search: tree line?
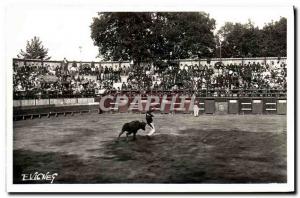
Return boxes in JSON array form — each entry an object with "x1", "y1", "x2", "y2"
[
  {"x1": 90, "y1": 12, "x2": 286, "y2": 65},
  {"x1": 18, "y1": 12, "x2": 287, "y2": 62},
  {"x1": 217, "y1": 18, "x2": 286, "y2": 58}
]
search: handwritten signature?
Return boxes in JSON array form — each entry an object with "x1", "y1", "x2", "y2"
[{"x1": 21, "y1": 172, "x2": 58, "y2": 184}]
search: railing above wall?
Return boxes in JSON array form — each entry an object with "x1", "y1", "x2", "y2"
[
  {"x1": 178, "y1": 57, "x2": 287, "y2": 62},
  {"x1": 12, "y1": 58, "x2": 129, "y2": 64},
  {"x1": 13, "y1": 57, "x2": 287, "y2": 68},
  {"x1": 13, "y1": 89, "x2": 287, "y2": 100}
]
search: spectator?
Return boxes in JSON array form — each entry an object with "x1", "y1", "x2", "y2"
[
  {"x1": 13, "y1": 59, "x2": 287, "y2": 99},
  {"x1": 121, "y1": 82, "x2": 127, "y2": 90}
]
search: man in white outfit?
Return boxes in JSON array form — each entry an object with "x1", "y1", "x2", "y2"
[
  {"x1": 193, "y1": 100, "x2": 199, "y2": 117},
  {"x1": 146, "y1": 108, "x2": 155, "y2": 138}
]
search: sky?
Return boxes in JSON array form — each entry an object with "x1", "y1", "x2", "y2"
[{"x1": 5, "y1": 5, "x2": 291, "y2": 61}]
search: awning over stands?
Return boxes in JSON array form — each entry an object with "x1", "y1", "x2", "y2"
[{"x1": 38, "y1": 75, "x2": 58, "y2": 83}]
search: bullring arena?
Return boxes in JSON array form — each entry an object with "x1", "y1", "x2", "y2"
[
  {"x1": 13, "y1": 57, "x2": 287, "y2": 184},
  {"x1": 14, "y1": 113, "x2": 286, "y2": 183}
]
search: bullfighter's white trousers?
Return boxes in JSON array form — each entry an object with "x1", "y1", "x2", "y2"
[
  {"x1": 147, "y1": 123, "x2": 156, "y2": 136},
  {"x1": 193, "y1": 105, "x2": 199, "y2": 117}
]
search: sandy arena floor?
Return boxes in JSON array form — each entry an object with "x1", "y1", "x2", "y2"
[{"x1": 13, "y1": 113, "x2": 287, "y2": 183}]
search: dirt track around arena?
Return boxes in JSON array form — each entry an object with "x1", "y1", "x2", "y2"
[{"x1": 13, "y1": 113, "x2": 286, "y2": 183}]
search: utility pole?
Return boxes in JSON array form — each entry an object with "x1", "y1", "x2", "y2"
[
  {"x1": 79, "y1": 46, "x2": 82, "y2": 61},
  {"x1": 219, "y1": 41, "x2": 222, "y2": 60},
  {"x1": 218, "y1": 35, "x2": 224, "y2": 62},
  {"x1": 79, "y1": 46, "x2": 82, "y2": 69}
]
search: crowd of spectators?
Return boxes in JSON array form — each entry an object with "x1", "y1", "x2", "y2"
[
  {"x1": 13, "y1": 58, "x2": 287, "y2": 99},
  {"x1": 125, "y1": 60, "x2": 286, "y2": 94}
]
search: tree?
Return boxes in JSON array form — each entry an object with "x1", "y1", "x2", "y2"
[
  {"x1": 260, "y1": 17, "x2": 287, "y2": 57},
  {"x1": 90, "y1": 12, "x2": 216, "y2": 65},
  {"x1": 217, "y1": 20, "x2": 261, "y2": 58},
  {"x1": 17, "y1": 36, "x2": 51, "y2": 60},
  {"x1": 217, "y1": 17, "x2": 287, "y2": 58},
  {"x1": 151, "y1": 12, "x2": 216, "y2": 60},
  {"x1": 91, "y1": 12, "x2": 153, "y2": 65}
]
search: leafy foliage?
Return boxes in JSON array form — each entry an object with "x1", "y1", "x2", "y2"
[
  {"x1": 90, "y1": 12, "x2": 216, "y2": 64},
  {"x1": 217, "y1": 17, "x2": 287, "y2": 58},
  {"x1": 91, "y1": 12, "x2": 153, "y2": 64},
  {"x1": 260, "y1": 17, "x2": 287, "y2": 57},
  {"x1": 18, "y1": 36, "x2": 51, "y2": 60}
]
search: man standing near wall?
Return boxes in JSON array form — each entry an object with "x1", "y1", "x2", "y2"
[
  {"x1": 62, "y1": 57, "x2": 69, "y2": 75},
  {"x1": 193, "y1": 100, "x2": 199, "y2": 117},
  {"x1": 146, "y1": 107, "x2": 156, "y2": 139}
]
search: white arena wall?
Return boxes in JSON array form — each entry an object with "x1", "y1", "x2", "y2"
[{"x1": 13, "y1": 98, "x2": 96, "y2": 107}]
